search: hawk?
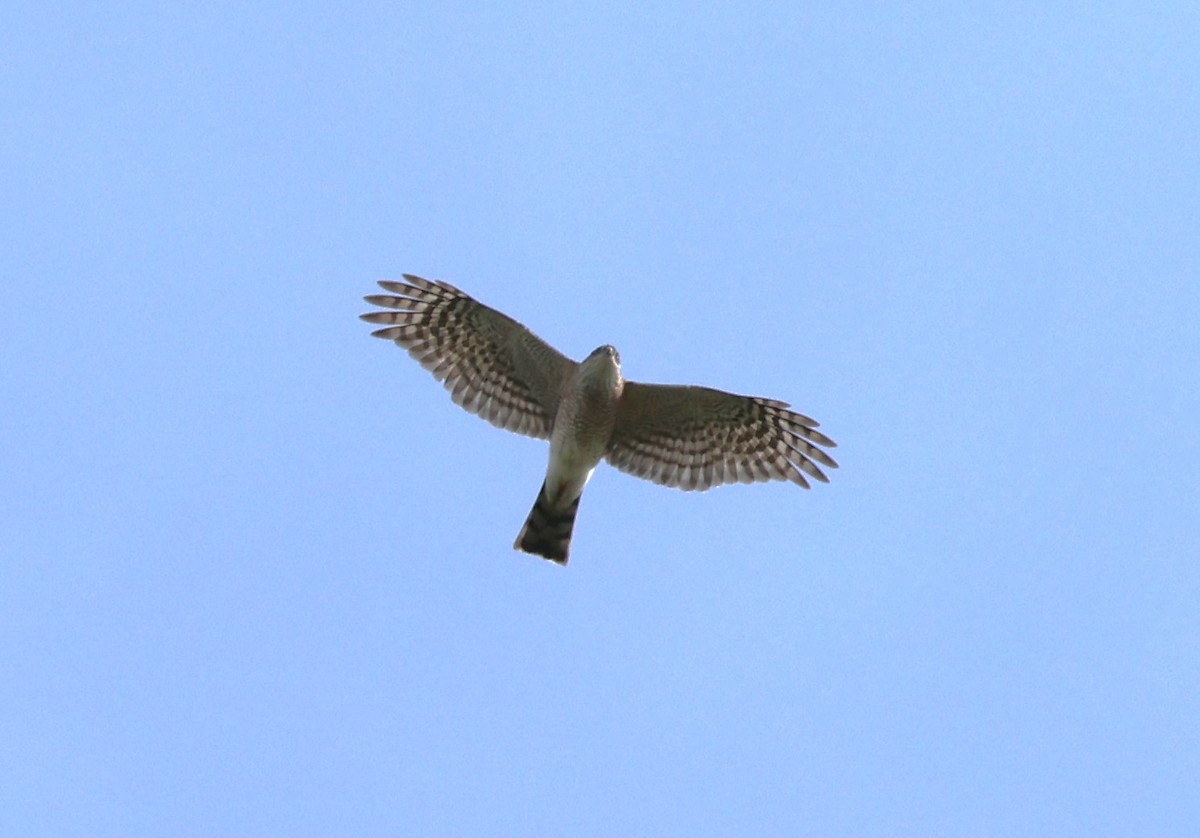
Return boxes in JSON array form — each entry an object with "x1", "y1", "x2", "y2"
[{"x1": 361, "y1": 275, "x2": 838, "y2": 565}]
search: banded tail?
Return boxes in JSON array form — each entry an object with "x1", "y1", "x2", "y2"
[{"x1": 513, "y1": 481, "x2": 581, "y2": 565}]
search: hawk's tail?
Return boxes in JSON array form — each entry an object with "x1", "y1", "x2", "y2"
[{"x1": 513, "y1": 481, "x2": 580, "y2": 565}]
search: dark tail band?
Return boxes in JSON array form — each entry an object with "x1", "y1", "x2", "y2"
[{"x1": 514, "y1": 482, "x2": 581, "y2": 565}]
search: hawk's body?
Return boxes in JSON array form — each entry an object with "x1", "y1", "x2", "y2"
[{"x1": 361, "y1": 275, "x2": 837, "y2": 565}]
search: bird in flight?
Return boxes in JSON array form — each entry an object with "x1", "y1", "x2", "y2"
[{"x1": 361, "y1": 275, "x2": 838, "y2": 565}]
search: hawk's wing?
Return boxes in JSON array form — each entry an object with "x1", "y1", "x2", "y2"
[
  {"x1": 361, "y1": 275, "x2": 577, "y2": 439},
  {"x1": 605, "y1": 382, "x2": 838, "y2": 491}
]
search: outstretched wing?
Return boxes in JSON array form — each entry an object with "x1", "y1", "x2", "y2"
[
  {"x1": 605, "y1": 382, "x2": 838, "y2": 491},
  {"x1": 361, "y1": 275, "x2": 577, "y2": 439}
]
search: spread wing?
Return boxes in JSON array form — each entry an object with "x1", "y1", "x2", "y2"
[
  {"x1": 605, "y1": 382, "x2": 838, "y2": 491},
  {"x1": 360, "y1": 275, "x2": 577, "y2": 439}
]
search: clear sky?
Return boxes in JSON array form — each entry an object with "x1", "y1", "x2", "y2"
[{"x1": 3, "y1": 3, "x2": 1198, "y2": 835}]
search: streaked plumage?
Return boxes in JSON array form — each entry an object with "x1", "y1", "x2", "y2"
[{"x1": 361, "y1": 275, "x2": 837, "y2": 565}]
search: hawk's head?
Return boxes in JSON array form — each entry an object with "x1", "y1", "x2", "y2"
[
  {"x1": 581, "y1": 344, "x2": 623, "y2": 394},
  {"x1": 587, "y1": 344, "x2": 621, "y2": 366}
]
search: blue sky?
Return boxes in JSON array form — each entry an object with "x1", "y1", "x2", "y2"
[{"x1": 3, "y1": 2, "x2": 1198, "y2": 834}]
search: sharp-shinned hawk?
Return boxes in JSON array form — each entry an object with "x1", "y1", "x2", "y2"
[{"x1": 361, "y1": 275, "x2": 838, "y2": 565}]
